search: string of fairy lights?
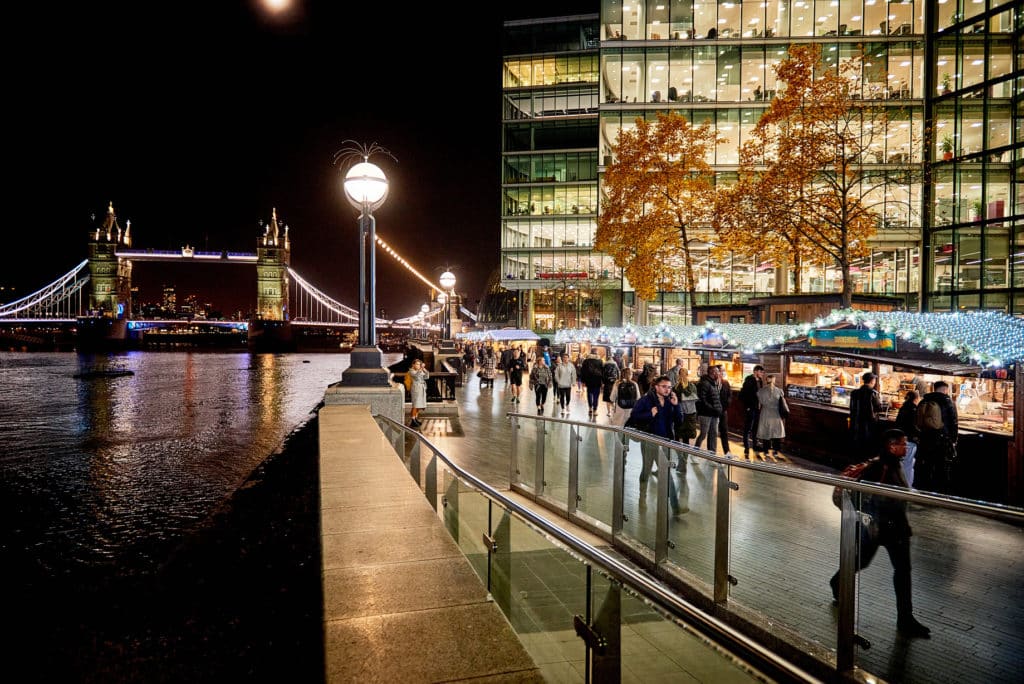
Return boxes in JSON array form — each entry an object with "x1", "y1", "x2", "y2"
[
  {"x1": 554, "y1": 309, "x2": 1024, "y2": 369},
  {"x1": 374, "y1": 234, "x2": 446, "y2": 325}
]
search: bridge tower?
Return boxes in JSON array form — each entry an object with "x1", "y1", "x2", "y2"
[
  {"x1": 87, "y1": 202, "x2": 133, "y2": 317},
  {"x1": 255, "y1": 208, "x2": 290, "y2": 320}
]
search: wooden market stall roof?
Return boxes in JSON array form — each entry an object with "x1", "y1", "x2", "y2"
[
  {"x1": 554, "y1": 309, "x2": 1024, "y2": 370},
  {"x1": 459, "y1": 329, "x2": 540, "y2": 343}
]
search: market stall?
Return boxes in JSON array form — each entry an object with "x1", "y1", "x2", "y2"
[{"x1": 555, "y1": 311, "x2": 1023, "y2": 505}]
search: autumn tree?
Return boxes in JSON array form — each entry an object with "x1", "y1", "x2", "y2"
[
  {"x1": 721, "y1": 44, "x2": 911, "y2": 307},
  {"x1": 597, "y1": 112, "x2": 720, "y2": 324}
]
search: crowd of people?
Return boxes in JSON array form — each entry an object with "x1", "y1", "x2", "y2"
[{"x1": 446, "y1": 342, "x2": 948, "y2": 639}]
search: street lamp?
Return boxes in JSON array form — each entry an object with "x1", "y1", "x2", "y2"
[
  {"x1": 419, "y1": 303, "x2": 430, "y2": 339},
  {"x1": 439, "y1": 270, "x2": 456, "y2": 339},
  {"x1": 339, "y1": 151, "x2": 391, "y2": 386},
  {"x1": 437, "y1": 291, "x2": 449, "y2": 340}
]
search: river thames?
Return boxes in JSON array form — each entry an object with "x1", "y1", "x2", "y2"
[{"x1": 0, "y1": 350, "x2": 401, "y2": 681}]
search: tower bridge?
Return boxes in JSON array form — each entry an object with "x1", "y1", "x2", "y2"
[{"x1": 1, "y1": 202, "x2": 463, "y2": 350}]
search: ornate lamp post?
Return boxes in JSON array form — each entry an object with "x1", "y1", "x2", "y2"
[
  {"x1": 439, "y1": 270, "x2": 456, "y2": 340},
  {"x1": 420, "y1": 303, "x2": 430, "y2": 339},
  {"x1": 437, "y1": 292, "x2": 449, "y2": 340},
  {"x1": 339, "y1": 145, "x2": 391, "y2": 386}
]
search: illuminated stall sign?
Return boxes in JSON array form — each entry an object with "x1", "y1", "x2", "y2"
[
  {"x1": 701, "y1": 330, "x2": 726, "y2": 347},
  {"x1": 809, "y1": 329, "x2": 896, "y2": 351}
]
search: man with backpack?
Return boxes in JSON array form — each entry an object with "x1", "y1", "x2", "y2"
[
  {"x1": 920, "y1": 380, "x2": 959, "y2": 444},
  {"x1": 914, "y1": 396, "x2": 957, "y2": 493},
  {"x1": 611, "y1": 368, "x2": 640, "y2": 423}
]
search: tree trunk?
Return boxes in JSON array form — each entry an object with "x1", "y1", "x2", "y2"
[
  {"x1": 839, "y1": 261, "x2": 853, "y2": 309},
  {"x1": 680, "y1": 224, "x2": 700, "y2": 325},
  {"x1": 792, "y1": 251, "x2": 803, "y2": 293}
]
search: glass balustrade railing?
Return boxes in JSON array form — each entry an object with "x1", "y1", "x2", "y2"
[
  {"x1": 375, "y1": 414, "x2": 814, "y2": 683},
  {"x1": 506, "y1": 412, "x2": 1024, "y2": 683}
]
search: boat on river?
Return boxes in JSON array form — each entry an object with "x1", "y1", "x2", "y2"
[{"x1": 73, "y1": 369, "x2": 136, "y2": 379}]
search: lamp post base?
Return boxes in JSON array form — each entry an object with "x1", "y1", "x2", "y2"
[{"x1": 337, "y1": 345, "x2": 393, "y2": 386}]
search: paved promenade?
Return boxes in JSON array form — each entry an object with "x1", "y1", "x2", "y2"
[
  {"x1": 411, "y1": 368, "x2": 1023, "y2": 684},
  {"x1": 318, "y1": 405, "x2": 542, "y2": 683}
]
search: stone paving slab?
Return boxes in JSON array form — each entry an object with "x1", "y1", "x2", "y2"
[{"x1": 318, "y1": 404, "x2": 541, "y2": 683}]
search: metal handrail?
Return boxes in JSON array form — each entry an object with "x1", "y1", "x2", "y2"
[
  {"x1": 506, "y1": 411, "x2": 1024, "y2": 524},
  {"x1": 373, "y1": 413, "x2": 821, "y2": 684}
]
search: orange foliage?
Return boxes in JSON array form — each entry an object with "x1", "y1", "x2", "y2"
[
  {"x1": 597, "y1": 113, "x2": 721, "y2": 313},
  {"x1": 725, "y1": 44, "x2": 897, "y2": 305}
]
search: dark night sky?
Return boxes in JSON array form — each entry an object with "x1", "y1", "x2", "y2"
[{"x1": 5, "y1": 0, "x2": 592, "y2": 319}]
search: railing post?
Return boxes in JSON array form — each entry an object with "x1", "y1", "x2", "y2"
[
  {"x1": 612, "y1": 437, "x2": 625, "y2": 537},
  {"x1": 535, "y1": 418, "x2": 546, "y2": 497},
  {"x1": 568, "y1": 425, "x2": 580, "y2": 517},
  {"x1": 836, "y1": 492, "x2": 861, "y2": 672},
  {"x1": 426, "y1": 450, "x2": 438, "y2": 511},
  {"x1": 714, "y1": 463, "x2": 733, "y2": 604},
  {"x1": 509, "y1": 415, "x2": 519, "y2": 486},
  {"x1": 409, "y1": 440, "x2": 421, "y2": 486},
  {"x1": 442, "y1": 468, "x2": 459, "y2": 542},
  {"x1": 654, "y1": 445, "x2": 670, "y2": 564}
]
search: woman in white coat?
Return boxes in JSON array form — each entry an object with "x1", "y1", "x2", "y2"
[
  {"x1": 756, "y1": 374, "x2": 788, "y2": 457},
  {"x1": 408, "y1": 358, "x2": 430, "y2": 428}
]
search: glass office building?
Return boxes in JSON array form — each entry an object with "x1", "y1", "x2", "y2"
[{"x1": 501, "y1": 2, "x2": 1021, "y2": 328}]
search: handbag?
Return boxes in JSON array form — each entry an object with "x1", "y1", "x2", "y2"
[
  {"x1": 477, "y1": 371, "x2": 483, "y2": 378},
  {"x1": 778, "y1": 395, "x2": 790, "y2": 419}
]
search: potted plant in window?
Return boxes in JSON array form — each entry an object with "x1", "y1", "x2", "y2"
[
  {"x1": 940, "y1": 73, "x2": 951, "y2": 95},
  {"x1": 941, "y1": 135, "x2": 954, "y2": 161},
  {"x1": 971, "y1": 199, "x2": 984, "y2": 222}
]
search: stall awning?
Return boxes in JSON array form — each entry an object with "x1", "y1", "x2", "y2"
[
  {"x1": 459, "y1": 329, "x2": 540, "y2": 343},
  {"x1": 553, "y1": 309, "x2": 1024, "y2": 369}
]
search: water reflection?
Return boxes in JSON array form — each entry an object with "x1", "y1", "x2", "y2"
[{"x1": 0, "y1": 351, "x2": 397, "y2": 578}]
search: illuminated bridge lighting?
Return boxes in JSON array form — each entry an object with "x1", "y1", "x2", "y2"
[{"x1": 375, "y1": 234, "x2": 445, "y2": 294}]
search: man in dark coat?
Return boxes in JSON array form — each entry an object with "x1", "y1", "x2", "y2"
[
  {"x1": 739, "y1": 365, "x2": 765, "y2": 456},
  {"x1": 694, "y1": 366, "x2": 724, "y2": 452},
  {"x1": 628, "y1": 375, "x2": 685, "y2": 514},
  {"x1": 500, "y1": 346, "x2": 515, "y2": 384},
  {"x1": 921, "y1": 380, "x2": 959, "y2": 444},
  {"x1": 716, "y1": 366, "x2": 733, "y2": 455},
  {"x1": 849, "y1": 371, "x2": 882, "y2": 452},
  {"x1": 830, "y1": 429, "x2": 931, "y2": 639},
  {"x1": 579, "y1": 352, "x2": 605, "y2": 417}
]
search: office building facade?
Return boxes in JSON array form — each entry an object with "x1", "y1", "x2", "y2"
[{"x1": 501, "y1": 1, "x2": 1021, "y2": 328}]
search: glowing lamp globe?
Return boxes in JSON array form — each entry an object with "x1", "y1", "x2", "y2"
[
  {"x1": 343, "y1": 162, "x2": 389, "y2": 210},
  {"x1": 439, "y1": 271, "x2": 456, "y2": 291},
  {"x1": 420, "y1": 304, "x2": 430, "y2": 315},
  {"x1": 437, "y1": 292, "x2": 448, "y2": 305}
]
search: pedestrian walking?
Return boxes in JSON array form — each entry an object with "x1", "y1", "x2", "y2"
[
  {"x1": 829, "y1": 428, "x2": 932, "y2": 639},
  {"x1": 529, "y1": 357, "x2": 553, "y2": 415}
]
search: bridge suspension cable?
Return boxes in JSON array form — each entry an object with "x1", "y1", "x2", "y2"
[
  {"x1": 0, "y1": 260, "x2": 90, "y2": 319},
  {"x1": 287, "y1": 267, "x2": 362, "y2": 325}
]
